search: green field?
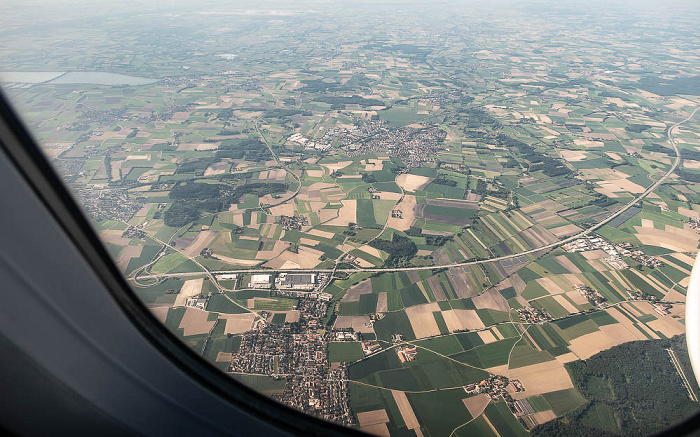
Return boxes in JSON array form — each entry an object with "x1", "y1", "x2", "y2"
[
  {"x1": 541, "y1": 388, "x2": 586, "y2": 416},
  {"x1": 485, "y1": 402, "x2": 528, "y2": 437},
  {"x1": 328, "y1": 342, "x2": 364, "y2": 362},
  {"x1": 407, "y1": 389, "x2": 472, "y2": 437},
  {"x1": 373, "y1": 311, "x2": 416, "y2": 341}
]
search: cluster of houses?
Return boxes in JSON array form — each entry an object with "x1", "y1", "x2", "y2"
[
  {"x1": 121, "y1": 225, "x2": 145, "y2": 239},
  {"x1": 687, "y1": 216, "x2": 700, "y2": 233},
  {"x1": 464, "y1": 375, "x2": 514, "y2": 400},
  {"x1": 278, "y1": 215, "x2": 309, "y2": 231},
  {"x1": 575, "y1": 283, "x2": 607, "y2": 308},
  {"x1": 516, "y1": 306, "x2": 552, "y2": 324}
]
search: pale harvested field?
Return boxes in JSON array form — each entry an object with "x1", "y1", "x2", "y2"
[
  {"x1": 582, "y1": 249, "x2": 608, "y2": 260},
  {"x1": 672, "y1": 252, "x2": 697, "y2": 267},
  {"x1": 116, "y1": 245, "x2": 142, "y2": 273},
  {"x1": 568, "y1": 330, "x2": 618, "y2": 360},
  {"x1": 555, "y1": 353, "x2": 579, "y2": 364},
  {"x1": 451, "y1": 309, "x2": 486, "y2": 331},
  {"x1": 396, "y1": 174, "x2": 433, "y2": 192},
  {"x1": 665, "y1": 289, "x2": 687, "y2": 303},
  {"x1": 177, "y1": 142, "x2": 218, "y2": 151},
  {"x1": 183, "y1": 230, "x2": 216, "y2": 257},
  {"x1": 309, "y1": 200, "x2": 327, "y2": 212},
  {"x1": 472, "y1": 289, "x2": 510, "y2": 312},
  {"x1": 316, "y1": 210, "x2": 338, "y2": 224},
  {"x1": 174, "y1": 278, "x2": 204, "y2": 307},
  {"x1": 647, "y1": 316, "x2": 685, "y2": 337},
  {"x1": 270, "y1": 203, "x2": 296, "y2": 216},
  {"x1": 232, "y1": 212, "x2": 244, "y2": 226},
  {"x1": 532, "y1": 411, "x2": 557, "y2": 425},
  {"x1": 357, "y1": 409, "x2": 390, "y2": 428},
  {"x1": 463, "y1": 394, "x2": 491, "y2": 418},
  {"x1": 150, "y1": 306, "x2": 169, "y2": 323},
  {"x1": 392, "y1": 391, "x2": 420, "y2": 430},
  {"x1": 216, "y1": 352, "x2": 233, "y2": 363},
  {"x1": 363, "y1": 159, "x2": 384, "y2": 172},
  {"x1": 204, "y1": 161, "x2": 229, "y2": 176},
  {"x1": 560, "y1": 150, "x2": 588, "y2": 162},
  {"x1": 256, "y1": 240, "x2": 290, "y2": 260},
  {"x1": 358, "y1": 245, "x2": 383, "y2": 259},
  {"x1": 307, "y1": 228, "x2": 335, "y2": 239},
  {"x1": 99, "y1": 229, "x2": 131, "y2": 246},
  {"x1": 320, "y1": 161, "x2": 352, "y2": 172},
  {"x1": 214, "y1": 255, "x2": 262, "y2": 266},
  {"x1": 553, "y1": 295, "x2": 578, "y2": 313},
  {"x1": 442, "y1": 310, "x2": 465, "y2": 333},
  {"x1": 342, "y1": 279, "x2": 373, "y2": 302},
  {"x1": 325, "y1": 200, "x2": 357, "y2": 226},
  {"x1": 607, "y1": 307, "x2": 651, "y2": 340},
  {"x1": 535, "y1": 278, "x2": 564, "y2": 295},
  {"x1": 499, "y1": 360, "x2": 574, "y2": 399},
  {"x1": 299, "y1": 237, "x2": 319, "y2": 247},
  {"x1": 478, "y1": 330, "x2": 498, "y2": 344},
  {"x1": 221, "y1": 313, "x2": 256, "y2": 334},
  {"x1": 135, "y1": 203, "x2": 152, "y2": 217},
  {"x1": 634, "y1": 226, "x2": 698, "y2": 252},
  {"x1": 334, "y1": 315, "x2": 374, "y2": 333},
  {"x1": 179, "y1": 307, "x2": 215, "y2": 336},
  {"x1": 596, "y1": 179, "x2": 646, "y2": 197},
  {"x1": 360, "y1": 423, "x2": 390, "y2": 437},
  {"x1": 376, "y1": 292, "x2": 388, "y2": 313},
  {"x1": 263, "y1": 246, "x2": 323, "y2": 269},
  {"x1": 405, "y1": 303, "x2": 441, "y2": 339},
  {"x1": 565, "y1": 291, "x2": 589, "y2": 306},
  {"x1": 549, "y1": 224, "x2": 583, "y2": 238},
  {"x1": 678, "y1": 206, "x2": 700, "y2": 218},
  {"x1": 627, "y1": 301, "x2": 653, "y2": 317},
  {"x1": 306, "y1": 169, "x2": 325, "y2": 177},
  {"x1": 376, "y1": 191, "x2": 403, "y2": 201}
]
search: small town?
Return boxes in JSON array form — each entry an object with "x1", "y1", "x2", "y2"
[
  {"x1": 322, "y1": 119, "x2": 446, "y2": 167},
  {"x1": 229, "y1": 295, "x2": 354, "y2": 427}
]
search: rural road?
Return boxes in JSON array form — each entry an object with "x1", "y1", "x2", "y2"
[{"x1": 131, "y1": 106, "x2": 698, "y2": 281}]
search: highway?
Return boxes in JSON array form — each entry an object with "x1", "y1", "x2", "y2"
[{"x1": 129, "y1": 106, "x2": 698, "y2": 281}]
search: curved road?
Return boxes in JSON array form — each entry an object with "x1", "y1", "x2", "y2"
[{"x1": 131, "y1": 106, "x2": 698, "y2": 280}]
